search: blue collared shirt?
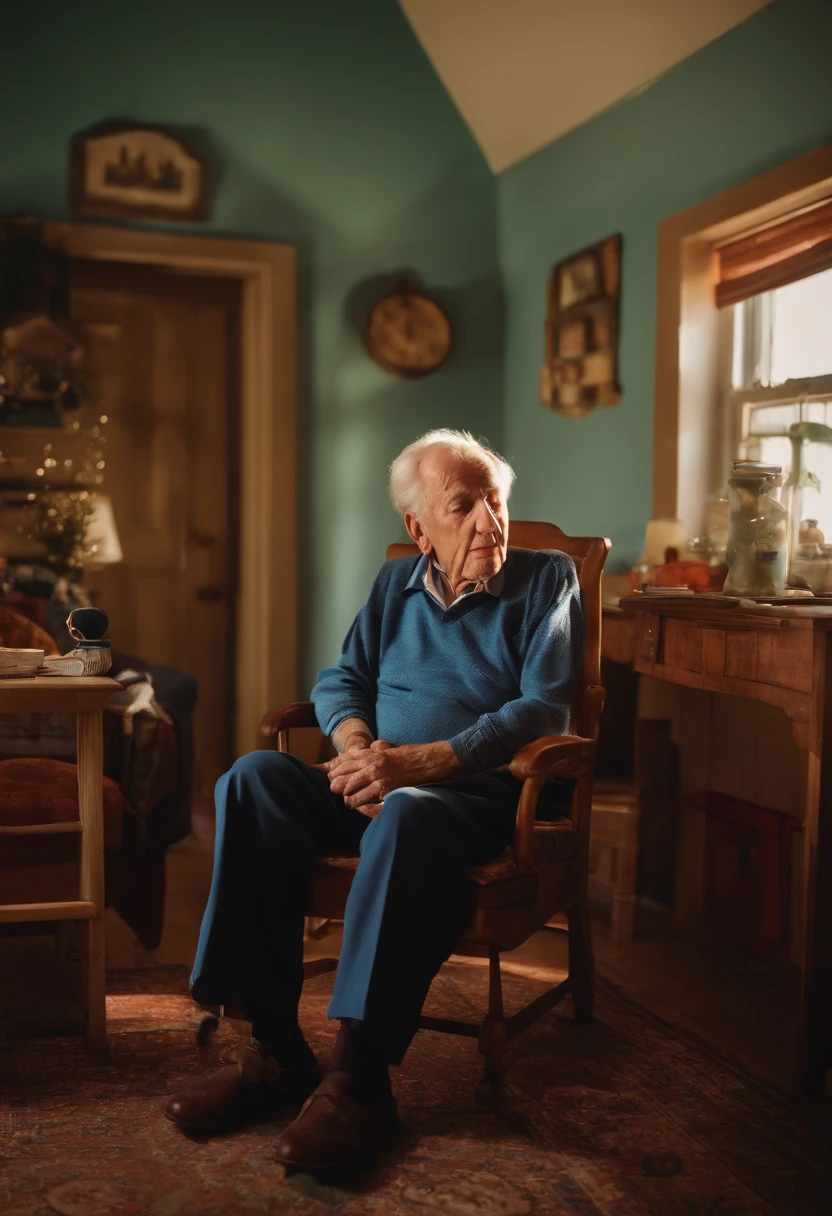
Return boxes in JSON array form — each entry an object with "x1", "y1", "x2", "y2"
[{"x1": 311, "y1": 548, "x2": 584, "y2": 773}]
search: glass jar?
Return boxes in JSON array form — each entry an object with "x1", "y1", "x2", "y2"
[
  {"x1": 703, "y1": 492, "x2": 730, "y2": 563},
  {"x1": 799, "y1": 518, "x2": 825, "y2": 545},
  {"x1": 723, "y1": 462, "x2": 790, "y2": 597},
  {"x1": 791, "y1": 543, "x2": 824, "y2": 593}
]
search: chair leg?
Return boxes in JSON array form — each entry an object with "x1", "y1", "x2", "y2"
[
  {"x1": 476, "y1": 947, "x2": 508, "y2": 1105},
  {"x1": 196, "y1": 1001, "x2": 254, "y2": 1045},
  {"x1": 568, "y1": 898, "x2": 595, "y2": 1023},
  {"x1": 81, "y1": 914, "x2": 107, "y2": 1050},
  {"x1": 196, "y1": 1006, "x2": 222, "y2": 1046}
]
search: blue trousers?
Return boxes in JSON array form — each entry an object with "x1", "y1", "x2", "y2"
[{"x1": 190, "y1": 751, "x2": 524, "y2": 1062}]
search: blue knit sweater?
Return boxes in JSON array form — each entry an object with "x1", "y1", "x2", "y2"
[{"x1": 311, "y1": 548, "x2": 585, "y2": 774}]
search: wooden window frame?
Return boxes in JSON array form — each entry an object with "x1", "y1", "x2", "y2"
[{"x1": 653, "y1": 143, "x2": 832, "y2": 537}]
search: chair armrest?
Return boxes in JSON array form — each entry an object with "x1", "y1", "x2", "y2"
[
  {"x1": 509, "y1": 734, "x2": 597, "y2": 870},
  {"x1": 260, "y1": 701, "x2": 318, "y2": 739},
  {"x1": 509, "y1": 735, "x2": 596, "y2": 781}
]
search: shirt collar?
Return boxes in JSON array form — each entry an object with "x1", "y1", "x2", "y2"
[
  {"x1": 404, "y1": 554, "x2": 430, "y2": 594},
  {"x1": 423, "y1": 555, "x2": 504, "y2": 608}
]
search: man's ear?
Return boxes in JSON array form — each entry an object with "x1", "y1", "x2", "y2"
[{"x1": 404, "y1": 511, "x2": 432, "y2": 557}]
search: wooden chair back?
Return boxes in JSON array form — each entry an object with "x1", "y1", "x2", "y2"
[{"x1": 386, "y1": 521, "x2": 610, "y2": 739}]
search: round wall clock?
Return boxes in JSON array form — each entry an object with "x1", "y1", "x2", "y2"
[{"x1": 365, "y1": 281, "x2": 452, "y2": 379}]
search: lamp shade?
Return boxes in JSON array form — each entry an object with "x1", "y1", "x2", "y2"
[{"x1": 86, "y1": 495, "x2": 123, "y2": 568}]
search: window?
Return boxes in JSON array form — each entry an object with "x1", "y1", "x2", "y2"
[
  {"x1": 726, "y1": 266, "x2": 832, "y2": 539},
  {"x1": 655, "y1": 149, "x2": 832, "y2": 537}
]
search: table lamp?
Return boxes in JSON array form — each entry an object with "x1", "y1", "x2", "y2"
[{"x1": 85, "y1": 495, "x2": 123, "y2": 569}]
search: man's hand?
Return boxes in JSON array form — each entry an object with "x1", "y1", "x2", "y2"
[
  {"x1": 317, "y1": 724, "x2": 389, "y2": 771},
  {"x1": 316, "y1": 725, "x2": 393, "y2": 815},
  {"x1": 317, "y1": 740, "x2": 393, "y2": 816},
  {"x1": 326, "y1": 740, "x2": 462, "y2": 813},
  {"x1": 330, "y1": 717, "x2": 374, "y2": 756}
]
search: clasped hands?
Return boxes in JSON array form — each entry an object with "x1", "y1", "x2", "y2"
[{"x1": 318, "y1": 727, "x2": 461, "y2": 818}]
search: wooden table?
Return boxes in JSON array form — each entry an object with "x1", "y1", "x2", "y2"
[
  {"x1": 621, "y1": 596, "x2": 832, "y2": 1095},
  {"x1": 0, "y1": 676, "x2": 121, "y2": 1048}
]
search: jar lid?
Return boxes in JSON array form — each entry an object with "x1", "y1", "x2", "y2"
[
  {"x1": 729, "y1": 461, "x2": 783, "y2": 488},
  {"x1": 731, "y1": 460, "x2": 782, "y2": 477}
]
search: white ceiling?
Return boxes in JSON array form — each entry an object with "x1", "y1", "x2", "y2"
[{"x1": 399, "y1": 0, "x2": 772, "y2": 173}]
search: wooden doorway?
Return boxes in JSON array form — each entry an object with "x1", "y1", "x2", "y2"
[
  {"x1": 70, "y1": 259, "x2": 241, "y2": 796},
  {"x1": 42, "y1": 222, "x2": 297, "y2": 759}
]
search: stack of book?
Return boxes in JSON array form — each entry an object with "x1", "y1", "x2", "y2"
[
  {"x1": 0, "y1": 647, "x2": 45, "y2": 678},
  {"x1": 38, "y1": 653, "x2": 86, "y2": 676}
]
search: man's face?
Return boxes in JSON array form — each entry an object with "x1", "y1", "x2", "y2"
[{"x1": 404, "y1": 446, "x2": 509, "y2": 595}]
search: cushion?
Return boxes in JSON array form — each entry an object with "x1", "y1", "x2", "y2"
[
  {"x1": 0, "y1": 758, "x2": 124, "y2": 849},
  {"x1": 0, "y1": 607, "x2": 59, "y2": 654}
]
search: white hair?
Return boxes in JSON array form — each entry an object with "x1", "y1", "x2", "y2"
[{"x1": 388, "y1": 428, "x2": 515, "y2": 518}]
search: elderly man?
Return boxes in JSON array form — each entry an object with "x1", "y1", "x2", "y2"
[{"x1": 166, "y1": 429, "x2": 584, "y2": 1176}]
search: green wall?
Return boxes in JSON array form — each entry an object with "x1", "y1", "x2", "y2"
[
  {"x1": 0, "y1": 0, "x2": 500, "y2": 685},
  {"x1": 5, "y1": 0, "x2": 831, "y2": 677},
  {"x1": 498, "y1": 0, "x2": 832, "y2": 571}
]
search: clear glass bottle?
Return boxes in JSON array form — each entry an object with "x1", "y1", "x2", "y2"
[{"x1": 723, "y1": 462, "x2": 790, "y2": 597}]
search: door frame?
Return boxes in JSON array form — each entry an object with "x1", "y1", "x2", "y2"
[{"x1": 45, "y1": 221, "x2": 297, "y2": 758}]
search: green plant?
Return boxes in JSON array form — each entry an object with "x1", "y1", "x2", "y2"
[
  {"x1": 27, "y1": 489, "x2": 96, "y2": 575},
  {"x1": 17, "y1": 392, "x2": 110, "y2": 574}
]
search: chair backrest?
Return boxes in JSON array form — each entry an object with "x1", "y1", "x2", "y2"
[{"x1": 386, "y1": 521, "x2": 611, "y2": 737}]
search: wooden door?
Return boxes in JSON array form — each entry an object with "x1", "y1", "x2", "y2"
[{"x1": 69, "y1": 259, "x2": 241, "y2": 799}]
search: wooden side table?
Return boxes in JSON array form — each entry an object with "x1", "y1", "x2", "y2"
[
  {"x1": 0, "y1": 676, "x2": 121, "y2": 1048},
  {"x1": 622, "y1": 595, "x2": 832, "y2": 1095}
]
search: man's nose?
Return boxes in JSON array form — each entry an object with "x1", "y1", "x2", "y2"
[{"x1": 476, "y1": 496, "x2": 502, "y2": 536}]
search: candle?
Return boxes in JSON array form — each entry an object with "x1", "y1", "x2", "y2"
[{"x1": 641, "y1": 518, "x2": 686, "y2": 567}]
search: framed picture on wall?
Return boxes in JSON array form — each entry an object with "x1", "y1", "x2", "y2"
[
  {"x1": 70, "y1": 125, "x2": 207, "y2": 222},
  {"x1": 557, "y1": 251, "x2": 602, "y2": 310},
  {"x1": 540, "y1": 233, "x2": 622, "y2": 419}
]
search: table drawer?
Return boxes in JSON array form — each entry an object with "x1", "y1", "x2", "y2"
[{"x1": 633, "y1": 611, "x2": 814, "y2": 697}]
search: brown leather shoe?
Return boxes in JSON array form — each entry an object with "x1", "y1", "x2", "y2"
[
  {"x1": 275, "y1": 1072, "x2": 398, "y2": 1178},
  {"x1": 165, "y1": 1044, "x2": 320, "y2": 1131}
]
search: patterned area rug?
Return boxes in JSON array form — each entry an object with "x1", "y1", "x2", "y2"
[{"x1": 1, "y1": 960, "x2": 830, "y2": 1216}]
